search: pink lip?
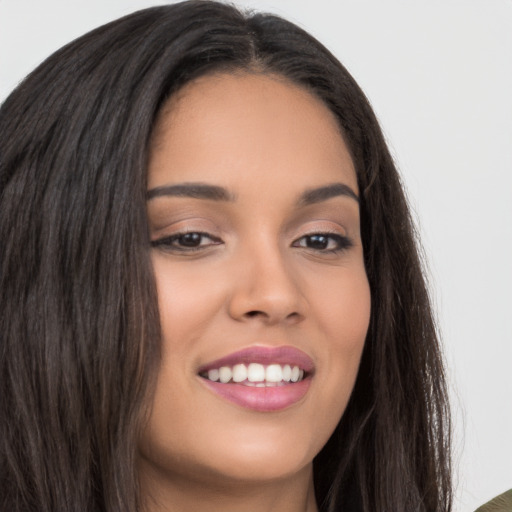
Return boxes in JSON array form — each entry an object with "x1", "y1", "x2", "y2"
[
  {"x1": 198, "y1": 345, "x2": 315, "y2": 374},
  {"x1": 197, "y1": 345, "x2": 314, "y2": 412}
]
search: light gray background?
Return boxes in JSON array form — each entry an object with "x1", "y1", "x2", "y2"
[{"x1": 1, "y1": 1, "x2": 511, "y2": 510}]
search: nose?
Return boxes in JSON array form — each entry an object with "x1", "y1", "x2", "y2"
[{"x1": 227, "y1": 242, "x2": 306, "y2": 326}]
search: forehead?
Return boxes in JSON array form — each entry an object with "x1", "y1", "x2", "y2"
[{"x1": 148, "y1": 72, "x2": 357, "y2": 192}]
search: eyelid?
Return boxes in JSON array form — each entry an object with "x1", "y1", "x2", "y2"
[
  {"x1": 288, "y1": 219, "x2": 349, "y2": 239},
  {"x1": 150, "y1": 212, "x2": 221, "y2": 236},
  {"x1": 147, "y1": 205, "x2": 227, "y2": 233}
]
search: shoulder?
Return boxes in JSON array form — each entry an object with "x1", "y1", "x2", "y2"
[{"x1": 475, "y1": 489, "x2": 512, "y2": 512}]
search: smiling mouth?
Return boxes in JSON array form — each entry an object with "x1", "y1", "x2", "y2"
[{"x1": 197, "y1": 346, "x2": 314, "y2": 411}]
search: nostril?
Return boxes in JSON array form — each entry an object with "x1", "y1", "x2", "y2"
[
  {"x1": 242, "y1": 310, "x2": 302, "y2": 325},
  {"x1": 245, "y1": 310, "x2": 265, "y2": 318}
]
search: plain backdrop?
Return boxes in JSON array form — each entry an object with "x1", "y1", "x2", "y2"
[{"x1": 1, "y1": 1, "x2": 511, "y2": 510}]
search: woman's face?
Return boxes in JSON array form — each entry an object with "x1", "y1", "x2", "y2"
[{"x1": 141, "y1": 72, "x2": 371, "y2": 489}]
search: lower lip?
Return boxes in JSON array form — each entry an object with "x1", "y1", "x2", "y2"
[{"x1": 200, "y1": 378, "x2": 312, "y2": 412}]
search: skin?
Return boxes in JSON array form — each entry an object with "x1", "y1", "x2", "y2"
[{"x1": 140, "y1": 72, "x2": 371, "y2": 512}]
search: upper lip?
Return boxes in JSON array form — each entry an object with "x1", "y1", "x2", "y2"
[{"x1": 198, "y1": 345, "x2": 315, "y2": 374}]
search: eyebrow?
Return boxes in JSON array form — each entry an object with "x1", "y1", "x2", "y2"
[
  {"x1": 146, "y1": 181, "x2": 358, "y2": 205},
  {"x1": 297, "y1": 183, "x2": 359, "y2": 206},
  {"x1": 146, "y1": 183, "x2": 235, "y2": 202}
]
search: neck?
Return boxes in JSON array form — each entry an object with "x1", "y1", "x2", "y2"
[{"x1": 139, "y1": 462, "x2": 318, "y2": 512}]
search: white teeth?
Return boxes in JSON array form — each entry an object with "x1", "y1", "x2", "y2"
[
  {"x1": 247, "y1": 363, "x2": 265, "y2": 382},
  {"x1": 207, "y1": 368, "x2": 220, "y2": 382},
  {"x1": 232, "y1": 363, "x2": 247, "y2": 383},
  {"x1": 265, "y1": 364, "x2": 283, "y2": 382},
  {"x1": 219, "y1": 366, "x2": 232, "y2": 383},
  {"x1": 203, "y1": 363, "x2": 306, "y2": 385}
]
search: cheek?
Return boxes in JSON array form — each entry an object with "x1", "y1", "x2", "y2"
[
  {"x1": 309, "y1": 267, "x2": 371, "y2": 410},
  {"x1": 314, "y1": 266, "x2": 371, "y2": 350},
  {"x1": 152, "y1": 256, "x2": 226, "y2": 348}
]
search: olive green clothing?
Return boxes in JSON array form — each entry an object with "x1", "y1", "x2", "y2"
[{"x1": 475, "y1": 489, "x2": 512, "y2": 512}]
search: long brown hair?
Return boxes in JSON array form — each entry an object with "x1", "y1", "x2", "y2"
[{"x1": 0, "y1": 2, "x2": 451, "y2": 511}]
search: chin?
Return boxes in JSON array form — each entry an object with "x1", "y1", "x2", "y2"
[
  {"x1": 212, "y1": 441, "x2": 313, "y2": 483},
  {"x1": 139, "y1": 416, "x2": 320, "y2": 489}
]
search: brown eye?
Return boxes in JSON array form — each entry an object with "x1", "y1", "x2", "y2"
[
  {"x1": 304, "y1": 234, "x2": 330, "y2": 250},
  {"x1": 177, "y1": 233, "x2": 204, "y2": 247},
  {"x1": 293, "y1": 233, "x2": 353, "y2": 252},
  {"x1": 151, "y1": 232, "x2": 222, "y2": 252}
]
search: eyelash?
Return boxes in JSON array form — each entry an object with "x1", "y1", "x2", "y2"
[
  {"x1": 151, "y1": 231, "x2": 222, "y2": 252},
  {"x1": 151, "y1": 231, "x2": 353, "y2": 254},
  {"x1": 292, "y1": 232, "x2": 353, "y2": 253}
]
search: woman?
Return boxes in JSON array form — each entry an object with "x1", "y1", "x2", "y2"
[{"x1": 0, "y1": 1, "x2": 452, "y2": 511}]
